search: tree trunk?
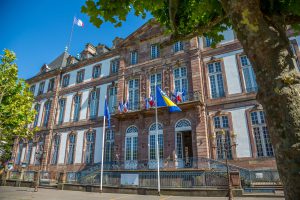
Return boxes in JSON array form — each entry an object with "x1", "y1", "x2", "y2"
[{"x1": 220, "y1": 0, "x2": 300, "y2": 199}]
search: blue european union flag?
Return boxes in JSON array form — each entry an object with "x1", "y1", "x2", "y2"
[{"x1": 104, "y1": 97, "x2": 111, "y2": 128}]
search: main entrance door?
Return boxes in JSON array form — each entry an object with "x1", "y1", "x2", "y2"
[{"x1": 175, "y1": 119, "x2": 193, "y2": 168}]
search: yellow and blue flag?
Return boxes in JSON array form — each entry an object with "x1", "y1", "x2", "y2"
[{"x1": 156, "y1": 86, "x2": 181, "y2": 112}]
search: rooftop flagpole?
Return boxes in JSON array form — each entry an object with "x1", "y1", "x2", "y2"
[
  {"x1": 154, "y1": 82, "x2": 161, "y2": 196},
  {"x1": 66, "y1": 16, "x2": 75, "y2": 52}
]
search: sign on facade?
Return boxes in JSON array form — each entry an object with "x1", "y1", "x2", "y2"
[{"x1": 121, "y1": 173, "x2": 139, "y2": 186}]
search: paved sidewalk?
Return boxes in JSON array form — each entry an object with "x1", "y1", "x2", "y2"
[{"x1": 0, "y1": 186, "x2": 284, "y2": 200}]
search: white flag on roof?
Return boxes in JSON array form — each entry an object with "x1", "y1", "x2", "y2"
[{"x1": 73, "y1": 17, "x2": 84, "y2": 27}]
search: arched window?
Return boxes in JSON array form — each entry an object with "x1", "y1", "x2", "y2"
[
  {"x1": 105, "y1": 130, "x2": 114, "y2": 162},
  {"x1": 51, "y1": 135, "x2": 60, "y2": 165},
  {"x1": 175, "y1": 119, "x2": 191, "y2": 131},
  {"x1": 67, "y1": 133, "x2": 76, "y2": 164},
  {"x1": 85, "y1": 131, "x2": 95, "y2": 164},
  {"x1": 16, "y1": 139, "x2": 24, "y2": 165},
  {"x1": 43, "y1": 100, "x2": 52, "y2": 127},
  {"x1": 25, "y1": 140, "x2": 33, "y2": 164},
  {"x1": 125, "y1": 126, "x2": 138, "y2": 161},
  {"x1": 89, "y1": 90, "x2": 99, "y2": 119},
  {"x1": 149, "y1": 123, "x2": 163, "y2": 161}
]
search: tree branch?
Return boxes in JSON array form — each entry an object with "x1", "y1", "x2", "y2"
[
  {"x1": 285, "y1": 14, "x2": 300, "y2": 25},
  {"x1": 160, "y1": 15, "x2": 227, "y2": 47}
]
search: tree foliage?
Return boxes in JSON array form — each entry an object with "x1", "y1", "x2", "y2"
[
  {"x1": 0, "y1": 49, "x2": 36, "y2": 162},
  {"x1": 82, "y1": 0, "x2": 300, "y2": 44},
  {"x1": 82, "y1": 0, "x2": 300, "y2": 198}
]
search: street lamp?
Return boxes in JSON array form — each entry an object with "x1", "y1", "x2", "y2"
[{"x1": 212, "y1": 129, "x2": 237, "y2": 200}]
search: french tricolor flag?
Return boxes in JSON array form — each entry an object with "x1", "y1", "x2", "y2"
[{"x1": 74, "y1": 17, "x2": 84, "y2": 27}]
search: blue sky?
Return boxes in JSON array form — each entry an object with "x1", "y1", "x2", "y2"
[{"x1": 0, "y1": 0, "x2": 151, "y2": 79}]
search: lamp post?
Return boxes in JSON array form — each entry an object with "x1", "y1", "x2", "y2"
[{"x1": 212, "y1": 130, "x2": 237, "y2": 200}]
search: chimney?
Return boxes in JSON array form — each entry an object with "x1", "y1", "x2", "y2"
[
  {"x1": 112, "y1": 37, "x2": 124, "y2": 49},
  {"x1": 96, "y1": 44, "x2": 111, "y2": 55}
]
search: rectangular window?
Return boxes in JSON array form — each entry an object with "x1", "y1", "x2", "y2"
[
  {"x1": 149, "y1": 134, "x2": 163, "y2": 160},
  {"x1": 174, "y1": 41, "x2": 183, "y2": 52},
  {"x1": 67, "y1": 134, "x2": 76, "y2": 164},
  {"x1": 43, "y1": 101, "x2": 51, "y2": 127},
  {"x1": 109, "y1": 86, "x2": 117, "y2": 113},
  {"x1": 76, "y1": 69, "x2": 85, "y2": 84},
  {"x1": 204, "y1": 36, "x2": 213, "y2": 47},
  {"x1": 62, "y1": 74, "x2": 70, "y2": 88},
  {"x1": 33, "y1": 104, "x2": 40, "y2": 127},
  {"x1": 47, "y1": 78, "x2": 55, "y2": 92},
  {"x1": 38, "y1": 82, "x2": 45, "y2": 95},
  {"x1": 125, "y1": 137, "x2": 132, "y2": 160},
  {"x1": 85, "y1": 132, "x2": 95, "y2": 164},
  {"x1": 89, "y1": 90, "x2": 99, "y2": 119},
  {"x1": 51, "y1": 136, "x2": 60, "y2": 165},
  {"x1": 73, "y1": 95, "x2": 81, "y2": 122},
  {"x1": 150, "y1": 73, "x2": 162, "y2": 98},
  {"x1": 111, "y1": 59, "x2": 119, "y2": 73},
  {"x1": 128, "y1": 79, "x2": 140, "y2": 111},
  {"x1": 214, "y1": 116, "x2": 232, "y2": 160},
  {"x1": 150, "y1": 44, "x2": 160, "y2": 59},
  {"x1": 58, "y1": 99, "x2": 66, "y2": 124},
  {"x1": 240, "y1": 55, "x2": 258, "y2": 92},
  {"x1": 30, "y1": 85, "x2": 36, "y2": 94},
  {"x1": 105, "y1": 130, "x2": 114, "y2": 162},
  {"x1": 208, "y1": 62, "x2": 225, "y2": 98},
  {"x1": 130, "y1": 51, "x2": 138, "y2": 65},
  {"x1": 92, "y1": 65, "x2": 101, "y2": 79},
  {"x1": 174, "y1": 67, "x2": 188, "y2": 95},
  {"x1": 251, "y1": 111, "x2": 274, "y2": 157},
  {"x1": 25, "y1": 141, "x2": 33, "y2": 164}
]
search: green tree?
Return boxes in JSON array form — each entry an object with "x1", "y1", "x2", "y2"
[
  {"x1": 0, "y1": 49, "x2": 36, "y2": 163},
  {"x1": 82, "y1": 0, "x2": 300, "y2": 198}
]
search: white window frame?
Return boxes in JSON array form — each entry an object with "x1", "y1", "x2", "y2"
[
  {"x1": 150, "y1": 73, "x2": 162, "y2": 98},
  {"x1": 173, "y1": 67, "x2": 188, "y2": 93},
  {"x1": 250, "y1": 111, "x2": 274, "y2": 157},
  {"x1": 240, "y1": 55, "x2": 257, "y2": 93},
  {"x1": 128, "y1": 79, "x2": 139, "y2": 111},
  {"x1": 208, "y1": 62, "x2": 225, "y2": 98},
  {"x1": 130, "y1": 51, "x2": 138, "y2": 65},
  {"x1": 150, "y1": 44, "x2": 160, "y2": 59},
  {"x1": 174, "y1": 41, "x2": 183, "y2": 52}
]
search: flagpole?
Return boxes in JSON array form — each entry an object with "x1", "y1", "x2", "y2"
[
  {"x1": 66, "y1": 16, "x2": 75, "y2": 52},
  {"x1": 100, "y1": 115, "x2": 106, "y2": 193},
  {"x1": 154, "y1": 82, "x2": 161, "y2": 196}
]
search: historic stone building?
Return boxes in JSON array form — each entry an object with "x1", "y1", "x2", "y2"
[{"x1": 11, "y1": 20, "x2": 300, "y2": 181}]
